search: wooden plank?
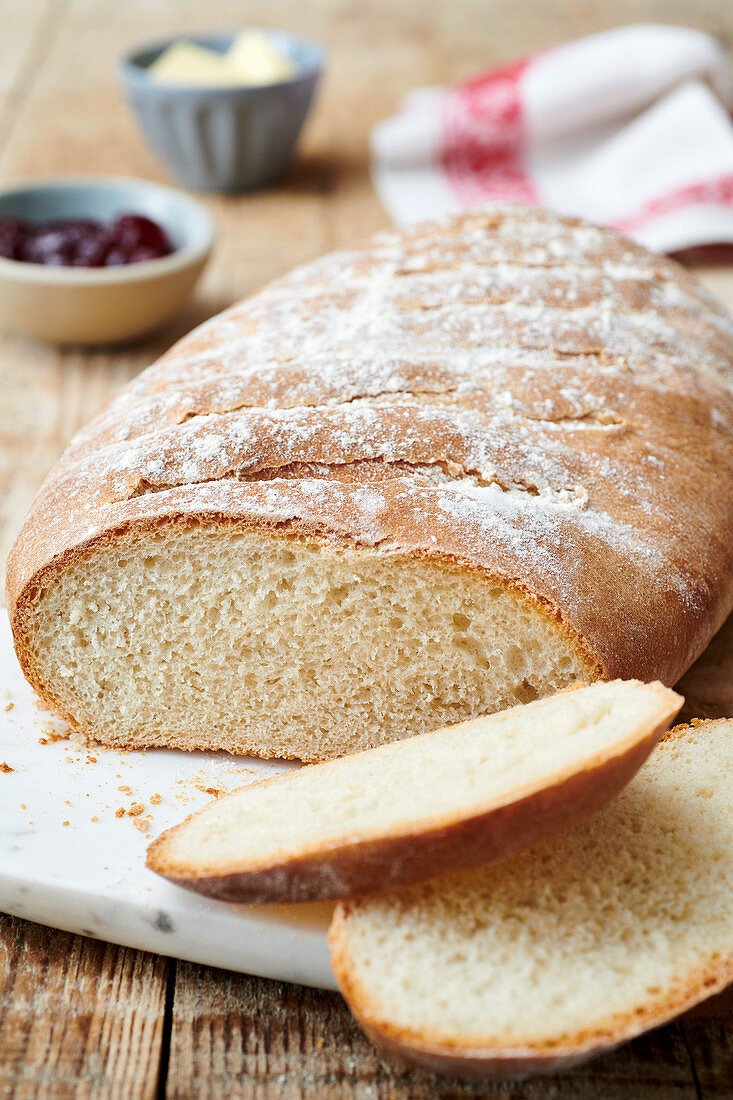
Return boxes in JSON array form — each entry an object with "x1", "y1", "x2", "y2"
[
  {"x1": 0, "y1": 913, "x2": 167, "y2": 1098},
  {"x1": 165, "y1": 965, "x2": 709, "y2": 1100},
  {"x1": 681, "y1": 1012, "x2": 733, "y2": 1099},
  {"x1": 0, "y1": 0, "x2": 58, "y2": 152}
]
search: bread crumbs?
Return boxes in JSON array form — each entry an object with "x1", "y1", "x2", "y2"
[
  {"x1": 4, "y1": 702, "x2": 13, "y2": 712},
  {"x1": 150, "y1": 793, "x2": 162, "y2": 805},
  {"x1": 38, "y1": 725, "x2": 70, "y2": 744},
  {"x1": 0, "y1": 762, "x2": 14, "y2": 773},
  {"x1": 62, "y1": 820, "x2": 70, "y2": 827},
  {"x1": 116, "y1": 803, "x2": 145, "y2": 818},
  {"x1": 133, "y1": 817, "x2": 152, "y2": 832}
]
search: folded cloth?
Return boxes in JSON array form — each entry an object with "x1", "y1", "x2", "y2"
[{"x1": 371, "y1": 24, "x2": 733, "y2": 253}]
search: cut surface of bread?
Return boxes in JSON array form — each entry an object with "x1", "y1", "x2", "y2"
[
  {"x1": 329, "y1": 719, "x2": 733, "y2": 1079},
  {"x1": 147, "y1": 680, "x2": 681, "y2": 903},
  {"x1": 16, "y1": 523, "x2": 590, "y2": 762}
]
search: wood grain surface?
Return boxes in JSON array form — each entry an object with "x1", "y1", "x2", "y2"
[
  {"x1": 0, "y1": 913, "x2": 167, "y2": 1098},
  {"x1": 0, "y1": 0, "x2": 732, "y2": 1096}
]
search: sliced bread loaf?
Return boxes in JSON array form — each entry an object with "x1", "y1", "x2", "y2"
[
  {"x1": 8, "y1": 206, "x2": 733, "y2": 763},
  {"x1": 147, "y1": 680, "x2": 681, "y2": 903},
  {"x1": 329, "y1": 718, "x2": 733, "y2": 1079}
]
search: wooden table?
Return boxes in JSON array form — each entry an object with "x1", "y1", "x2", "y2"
[{"x1": 1, "y1": 1, "x2": 732, "y2": 1095}]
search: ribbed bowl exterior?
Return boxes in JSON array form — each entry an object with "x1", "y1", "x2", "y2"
[{"x1": 121, "y1": 32, "x2": 324, "y2": 192}]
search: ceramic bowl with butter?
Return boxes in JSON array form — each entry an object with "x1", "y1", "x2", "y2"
[
  {"x1": 0, "y1": 177, "x2": 214, "y2": 345},
  {"x1": 121, "y1": 29, "x2": 326, "y2": 192}
]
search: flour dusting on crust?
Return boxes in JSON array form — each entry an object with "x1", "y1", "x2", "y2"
[{"x1": 7, "y1": 205, "x2": 733, "y2": 684}]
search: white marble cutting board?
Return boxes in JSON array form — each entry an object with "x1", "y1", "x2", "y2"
[
  {"x1": 0, "y1": 616, "x2": 335, "y2": 990},
  {"x1": 4, "y1": 597, "x2": 731, "y2": 994}
]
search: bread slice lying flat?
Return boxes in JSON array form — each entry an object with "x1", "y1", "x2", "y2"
[
  {"x1": 329, "y1": 718, "x2": 733, "y2": 1079},
  {"x1": 147, "y1": 680, "x2": 681, "y2": 904}
]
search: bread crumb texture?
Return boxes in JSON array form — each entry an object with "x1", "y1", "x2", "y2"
[{"x1": 23, "y1": 528, "x2": 584, "y2": 761}]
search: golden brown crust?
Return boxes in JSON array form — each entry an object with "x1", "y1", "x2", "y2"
[
  {"x1": 145, "y1": 690, "x2": 679, "y2": 902},
  {"x1": 331, "y1": 961, "x2": 733, "y2": 1079},
  {"x1": 7, "y1": 205, "x2": 733, "y2": 739},
  {"x1": 330, "y1": 898, "x2": 733, "y2": 1079}
]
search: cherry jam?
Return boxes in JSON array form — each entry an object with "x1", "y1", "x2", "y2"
[{"x1": 0, "y1": 213, "x2": 174, "y2": 267}]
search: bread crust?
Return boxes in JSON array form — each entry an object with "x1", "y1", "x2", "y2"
[
  {"x1": 328, "y1": 960, "x2": 733, "y2": 1079},
  {"x1": 7, "y1": 205, "x2": 733, "y2": 744},
  {"x1": 146, "y1": 687, "x2": 679, "y2": 902}
]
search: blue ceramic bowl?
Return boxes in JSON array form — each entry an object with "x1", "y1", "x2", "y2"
[{"x1": 120, "y1": 30, "x2": 326, "y2": 192}]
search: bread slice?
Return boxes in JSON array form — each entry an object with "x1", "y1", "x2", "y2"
[
  {"x1": 329, "y1": 718, "x2": 733, "y2": 1079},
  {"x1": 147, "y1": 680, "x2": 681, "y2": 904}
]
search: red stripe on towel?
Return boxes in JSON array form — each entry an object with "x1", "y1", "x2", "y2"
[
  {"x1": 614, "y1": 174, "x2": 733, "y2": 233},
  {"x1": 441, "y1": 58, "x2": 538, "y2": 206}
]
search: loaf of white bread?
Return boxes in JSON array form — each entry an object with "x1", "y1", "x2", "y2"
[
  {"x1": 7, "y1": 206, "x2": 733, "y2": 760},
  {"x1": 329, "y1": 717, "x2": 733, "y2": 1077},
  {"x1": 147, "y1": 680, "x2": 682, "y2": 903}
]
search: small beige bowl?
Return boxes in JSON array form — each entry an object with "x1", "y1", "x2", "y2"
[{"x1": 0, "y1": 177, "x2": 215, "y2": 345}]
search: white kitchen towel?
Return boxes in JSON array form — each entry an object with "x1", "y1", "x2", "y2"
[{"x1": 371, "y1": 24, "x2": 733, "y2": 252}]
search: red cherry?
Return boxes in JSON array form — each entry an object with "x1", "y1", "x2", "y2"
[
  {"x1": 114, "y1": 214, "x2": 173, "y2": 257},
  {"x1": 0, "y1": 217, "x2": 31, "y2": 260},
  {"x1": 0, "y1": 214, "x2": 175, "y2": 267}
]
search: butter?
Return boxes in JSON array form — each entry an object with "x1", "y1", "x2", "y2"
[
  {"x1": 148, "y1": 30, "x2": 297, "y2": 88},
  {"x1": 227, "y1": 31, "x2": 298, "y2": 85},
  {"x1": 148, "y1": 42, "x2": 245, "y2": 87}
]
